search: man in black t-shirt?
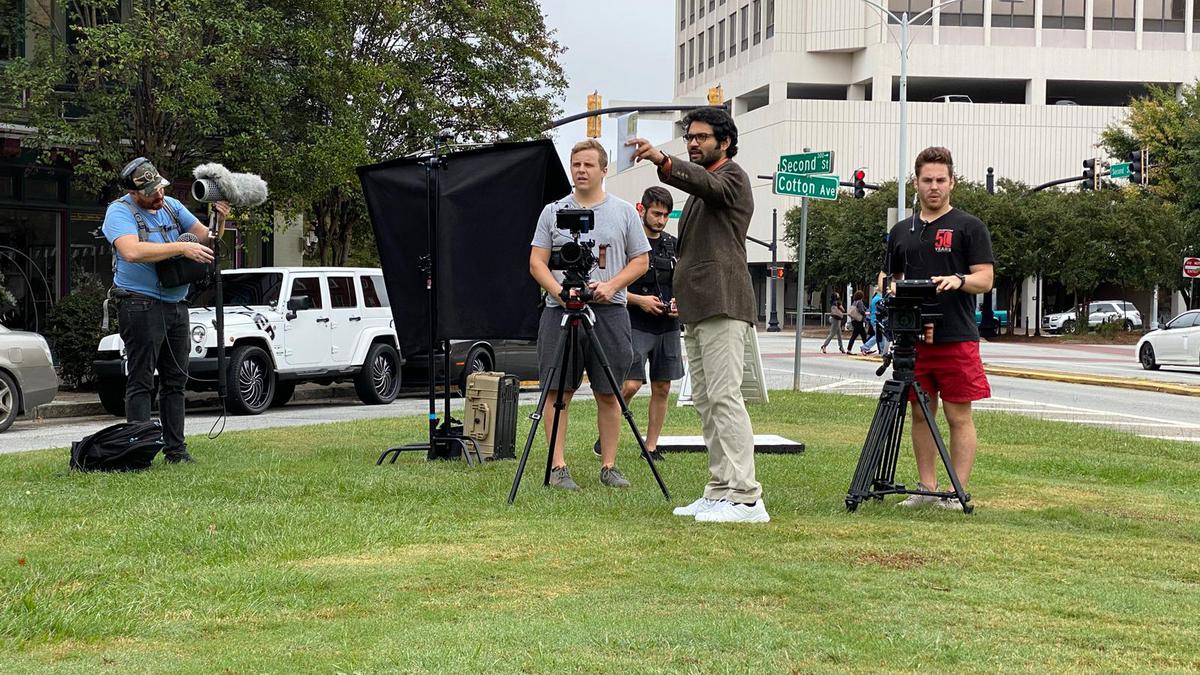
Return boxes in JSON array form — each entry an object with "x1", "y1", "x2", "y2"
[
  {"x1": 886, "y1": 146, "x2": 994, "y2": 510},
  {"x1": 613, "y1": 186, "x2": 684, "y2": 462}
]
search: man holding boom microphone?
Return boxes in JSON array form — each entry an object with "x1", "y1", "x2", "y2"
[
  {"x1": 628, "y1": 107, "x2": 768, "y2": 524},
  {"x1": 103, "y1": 157, "x2": 229, "y2": 464}
]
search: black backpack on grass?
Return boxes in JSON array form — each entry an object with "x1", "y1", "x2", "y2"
[{"x1": 70, "y1": 421, "x2": 164, "y2": 472}]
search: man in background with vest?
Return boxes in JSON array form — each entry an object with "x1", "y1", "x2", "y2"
[
  {"x1": 102, "y1": 157, "x2": 229, "y2": 464},
  {"x1": 600, "y1": 186, "x2": 683, "y2": 464}
]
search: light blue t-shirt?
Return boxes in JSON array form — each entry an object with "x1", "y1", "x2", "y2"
[
  {"x1": 103, "y1": 195, "x2": 200, "y2": 302},
  {"x1": 531, "y1": 194, "x2": 650, "y2": 307}
]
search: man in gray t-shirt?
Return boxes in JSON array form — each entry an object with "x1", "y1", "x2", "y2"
[{"x1": 529, "y1": 140, "x2": 650, "y2": 491}]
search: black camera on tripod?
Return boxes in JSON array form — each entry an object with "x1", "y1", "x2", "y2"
[
  {"x1": 885, "y1": 280, "x2": 940, "y2": 340},
  {"x1": 549, "y1": 208, "x2": 605, "y2": 304}
]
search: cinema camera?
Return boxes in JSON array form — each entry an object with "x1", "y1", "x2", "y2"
[
  {"x1": 877, "y1": 279, "x2": 940, "y2": 376},
  {"x1": 549, "y1": 208, "x2": 605, "y2": 304}
]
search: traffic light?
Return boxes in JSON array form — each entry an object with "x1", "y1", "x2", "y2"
[
  {"x1": 1082, "y1": 158, "x2": 1098, "y2": 191},
  {"x1": 586, "y1": 91, "x2": 602, "y2": 138},
  {"x1": 707, "y1": 85, "x2": 723, "y2": 105},
  {"x1": 773, "y1": 266, "x2": 785, "y2": 279},
  {"x1": 853, "y1": 169, "x2": 867, "y2": 199},
  {"x1": 1128, "y1": 148, "x2": 1147, "y2": 186}
]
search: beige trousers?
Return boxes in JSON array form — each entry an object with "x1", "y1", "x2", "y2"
[{"x1": 684, "y1": 314, "x2": 761, "y2": 502}]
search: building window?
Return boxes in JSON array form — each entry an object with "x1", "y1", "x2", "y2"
[
  {"x1": 698, "y1": 32, "x2": 705, "y2": 73},
  {"x1": 1, "y1": 0, "x2": 25, "y2": 61},
  {"x1": 707, "y1": 26, "x2": 715, "y2": 66},
  {"x1": 700, "y1": 0, "x2": 705, "y2": 18},
  {"x1": 710, "y1": 0, "x2": 716, "y2": 10},
  {"x1": 1143, "y1": 0, "x2": 1186, "y2": 32},
  {"x1": 679, "y1": 43, "x2": 685, "y2": 82},
  {"x1": 690, "y1": 0, "x2": 696, "y2": 24},
  {"x1": 766, "y1": 0, "x2": 775, "y2": 38},
  {"x1": 729, "y1": 12, "x2": 737, "y2": 56},
  {"x1": 1043, "y1": 0, "x2": 1086, "y2": 29},
  {"x1": 991, "y1": 0, "x2": 1035, "y2": 27},
  {"x1": 688, "y1": 38, "x2": 694, "y2": 78},
  {"x1": 939, "y1": 0, "x2": 984, "y2": 26},
  {"x1": 718, "y1": 19, "x2": 726, "y2": 60},
  {"x1": 887, "y1": 0, "x2": 933, "y2": 23},
  {"x1": 1194, "y1": 0, "x2": 1200, "y2": 33},
  {"x1": 1093, "y1": 0, "x2": 1137, "y2": 30},
  {"x1": 680, "y1": 0, "x2": 686, "y2": 29},
  {"x1": 753, "y1": 0, "x2": 762, "y2": 44},
  {"x1": 740, "y1": 5, "x2": 749, "y2": 50}
]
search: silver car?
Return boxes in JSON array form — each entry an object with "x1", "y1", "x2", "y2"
[{"x1": 0, "y1": 323, "x2": 59, "y2": 433}]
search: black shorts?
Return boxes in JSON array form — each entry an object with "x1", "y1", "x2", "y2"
[
  {"x1": 537, "y1": 304, "x2": 632, "y2": 395},
  {"x1": 625, "y1": 328, "x2": 684, "y2": 383}
]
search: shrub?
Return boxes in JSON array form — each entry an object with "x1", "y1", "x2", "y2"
[
  {"x1": 46, "y1": 274, "x2": 114, "y2": 389},
  {"x1": 1096, "y1": 319, "x2": 1122, "y2": 339}
]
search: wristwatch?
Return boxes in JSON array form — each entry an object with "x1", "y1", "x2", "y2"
[{"x1": 954, "y1": 273, "x2": 967, "y2": 290}]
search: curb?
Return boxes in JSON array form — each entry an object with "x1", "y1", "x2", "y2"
[
  {"x1": 844, "y1": 353, "x2": 1200, "y2": 397},
  {"x1": 28, "y1": 384, "x2": 360, "y2": 421}
]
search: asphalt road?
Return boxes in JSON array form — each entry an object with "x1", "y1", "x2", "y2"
[{"x1": 4, "y1": 331, "x2": 1198, "y2": 455}]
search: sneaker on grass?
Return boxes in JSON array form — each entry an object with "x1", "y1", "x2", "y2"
[
  {"x1": 600, "y1": 466, "x2": 631, "y2": 488},
  {"x1": 593, "y1": 439, "x2": 602, "y2": 458},
  {"x1": 938, "y1": 497, "x2": 967, "y2": 511},
  {"x1": 896, "y1": 482, "x2": 940, "y2": 507},
  {"x1": 672, "y1": 497, "x2": 725, "y2": 517},
  {"x1": 695, "y1": 499, "x2": 770, "y2": 524},
  {"x1": 549, "y1": 465, "x2": 579, "y2": 491}
]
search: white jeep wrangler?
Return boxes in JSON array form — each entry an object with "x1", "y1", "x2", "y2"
[{"x1": 94, "y1": 267, "x2": 403, "y2": 416}]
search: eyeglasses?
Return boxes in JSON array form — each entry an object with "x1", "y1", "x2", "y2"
[{"x1": 683, "y1": 132, "x2": 715, "y2": 144}]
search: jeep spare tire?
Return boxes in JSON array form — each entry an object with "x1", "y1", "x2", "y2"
[{"x1": 226, "y1": 344, "x2": 275, "y2": 415}]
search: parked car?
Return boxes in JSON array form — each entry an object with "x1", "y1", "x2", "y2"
[
  {"x1": 1042, "y1": 300, "x2": 1142, "y2": 333},
  {"x1": 0, "y1": 322, "x2": 59, "y2": 433},
  {"x1": 94, "y1": 267, "x2": 403, "y2": 416},
  {"x1": 403, "y1": 339, "x2": 539, "y2": 394},
  {"x1": 932, "y1": 94, "x2": 973, "y2": 103},
  {"x1": 1136, "y1": 310, "x2": 1200, "y2": 370}
]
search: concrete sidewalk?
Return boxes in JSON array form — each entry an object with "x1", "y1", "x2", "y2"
[{"x1": 27, "y1": 383, "x2": 362, "y2": 421}]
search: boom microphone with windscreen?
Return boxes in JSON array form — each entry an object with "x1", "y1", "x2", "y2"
[{"x1": 191, "y1": 163, "x2": 269, "y2": 207}]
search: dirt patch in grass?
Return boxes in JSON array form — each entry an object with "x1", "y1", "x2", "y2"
[{"x1": 853, "y1": 550, "x2": 929, "y2": 570}]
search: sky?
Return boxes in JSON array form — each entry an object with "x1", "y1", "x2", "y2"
[{"x1": 536, "y1": 1, "x2": 677, "y2": 172}]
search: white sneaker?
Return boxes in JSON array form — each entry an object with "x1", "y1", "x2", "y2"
[
  {"x1": 896, "y1": 483, "x2": 940, "y2": 508},
  {"x1": 938, "y1": 497, "x2": 966, "y2": 511},
  {"x1": 695, "y1": 499, "x2": 770, "y2": 523},
  {"x1": 672, "y1": 497, "x2": 725, "y2": 517}
]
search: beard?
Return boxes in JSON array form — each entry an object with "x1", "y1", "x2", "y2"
[{"x1": 688, "y1": 145, "x2": 722, "y2": 167}]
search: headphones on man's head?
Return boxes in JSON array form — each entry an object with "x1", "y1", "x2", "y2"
[{"x1": 118, "y1": 157, "x2": 152, "y2": 191}]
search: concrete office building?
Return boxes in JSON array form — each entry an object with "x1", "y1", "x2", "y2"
[{"x1": 606, "y1": 0, "x2": 1198, "y2": 329}]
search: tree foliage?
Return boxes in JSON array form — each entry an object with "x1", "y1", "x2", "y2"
[
  {"x1": 1101, "y1": 83, "x2": 1200, "y2": 302},
  {"x1": 2, "y1": 0, "x2": 566, "y2": 264}
]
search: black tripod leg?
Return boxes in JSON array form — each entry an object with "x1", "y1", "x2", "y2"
[
  {"x1": 579, "y1": 315, "x2": 670, "y2": 500},
  {"x1": 912, "y1": 383, "x2": 972, "y2": 513},
  {"x1": 508, "y1": 317, "x2": 573, "y2": 505},
  {"x1": 543, "y1": 320, "x2": 576, "y2": 486},
  {"x1": 847, "y1": 381, "x2": 901, "y2": 509},
  {"x1": 878, "y1": 383, "x2": 908, "y2": 491}
]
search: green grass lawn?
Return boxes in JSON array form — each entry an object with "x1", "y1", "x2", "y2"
[{"x1": 2, "y1": 391, "x2": 1198, "y2": 673}]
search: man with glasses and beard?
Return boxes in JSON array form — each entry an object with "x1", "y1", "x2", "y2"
[{"x1": 626, "y1": 108, "x2": 767, "y2": 524}]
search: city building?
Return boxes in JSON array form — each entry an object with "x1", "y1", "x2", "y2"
[{"x1": 605, "y1": 0, "x2": 1199, "y2": 329}]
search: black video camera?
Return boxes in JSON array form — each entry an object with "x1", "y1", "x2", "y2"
[
  {"x1": 549, "y1": 208, "x2": 602, "y2": 304},
  {"x1": 885, "y1": 280, "x2": 941, "y2": 339}
]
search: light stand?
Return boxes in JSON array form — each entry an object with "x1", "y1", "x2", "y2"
[
  {"x1": 209, "y1": 210, "x2": 227, "y2": 407},
  {"x1": 376, "y1": 146, "x2": 481, "y2": 466}
]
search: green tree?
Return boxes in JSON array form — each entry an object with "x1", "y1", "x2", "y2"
[
  {"x1": 0, "y1": 0, "x2": 288, "y2": 236},
  {"x1": 259, "y1": 0, "x2": 566, "y2": 265},
  {"x1": 1101, "y1": 83, "x2": 1200, "y2": 304}
]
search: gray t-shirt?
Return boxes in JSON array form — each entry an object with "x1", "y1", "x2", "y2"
[{"x1": 531, "y1": 194, "x2": 650, "y2": 307}]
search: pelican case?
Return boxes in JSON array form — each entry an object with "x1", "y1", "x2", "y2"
[{"x1": 463, "y1": 371, "x2": 519, "y2": 460}]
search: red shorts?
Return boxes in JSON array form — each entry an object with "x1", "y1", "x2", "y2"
[{"x1": 908, "y1": 340, "x2": 991, "y2": 403}]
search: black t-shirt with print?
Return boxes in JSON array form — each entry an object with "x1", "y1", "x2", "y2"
[
  {"x1": 627, "y1": 232, "x2": 681, "y2": 334},
  {"x1": 886, "y1": 207, "x2": 993, "y2": 343}
]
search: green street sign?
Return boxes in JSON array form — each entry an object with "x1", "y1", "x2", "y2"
[
  {"x1": 774, "y1": 172, "x2": 839, "y2": 200},
  {"x1": 778, "y1": 151, "x2": 834, "y2": 176},
  {"x1": 1109, "y1": 162, "x2": 1131, "y2": 179}
]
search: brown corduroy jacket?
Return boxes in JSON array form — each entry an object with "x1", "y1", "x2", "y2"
[{"x1": 658, "y1": 156, "x2": 756, "y2": 326}]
